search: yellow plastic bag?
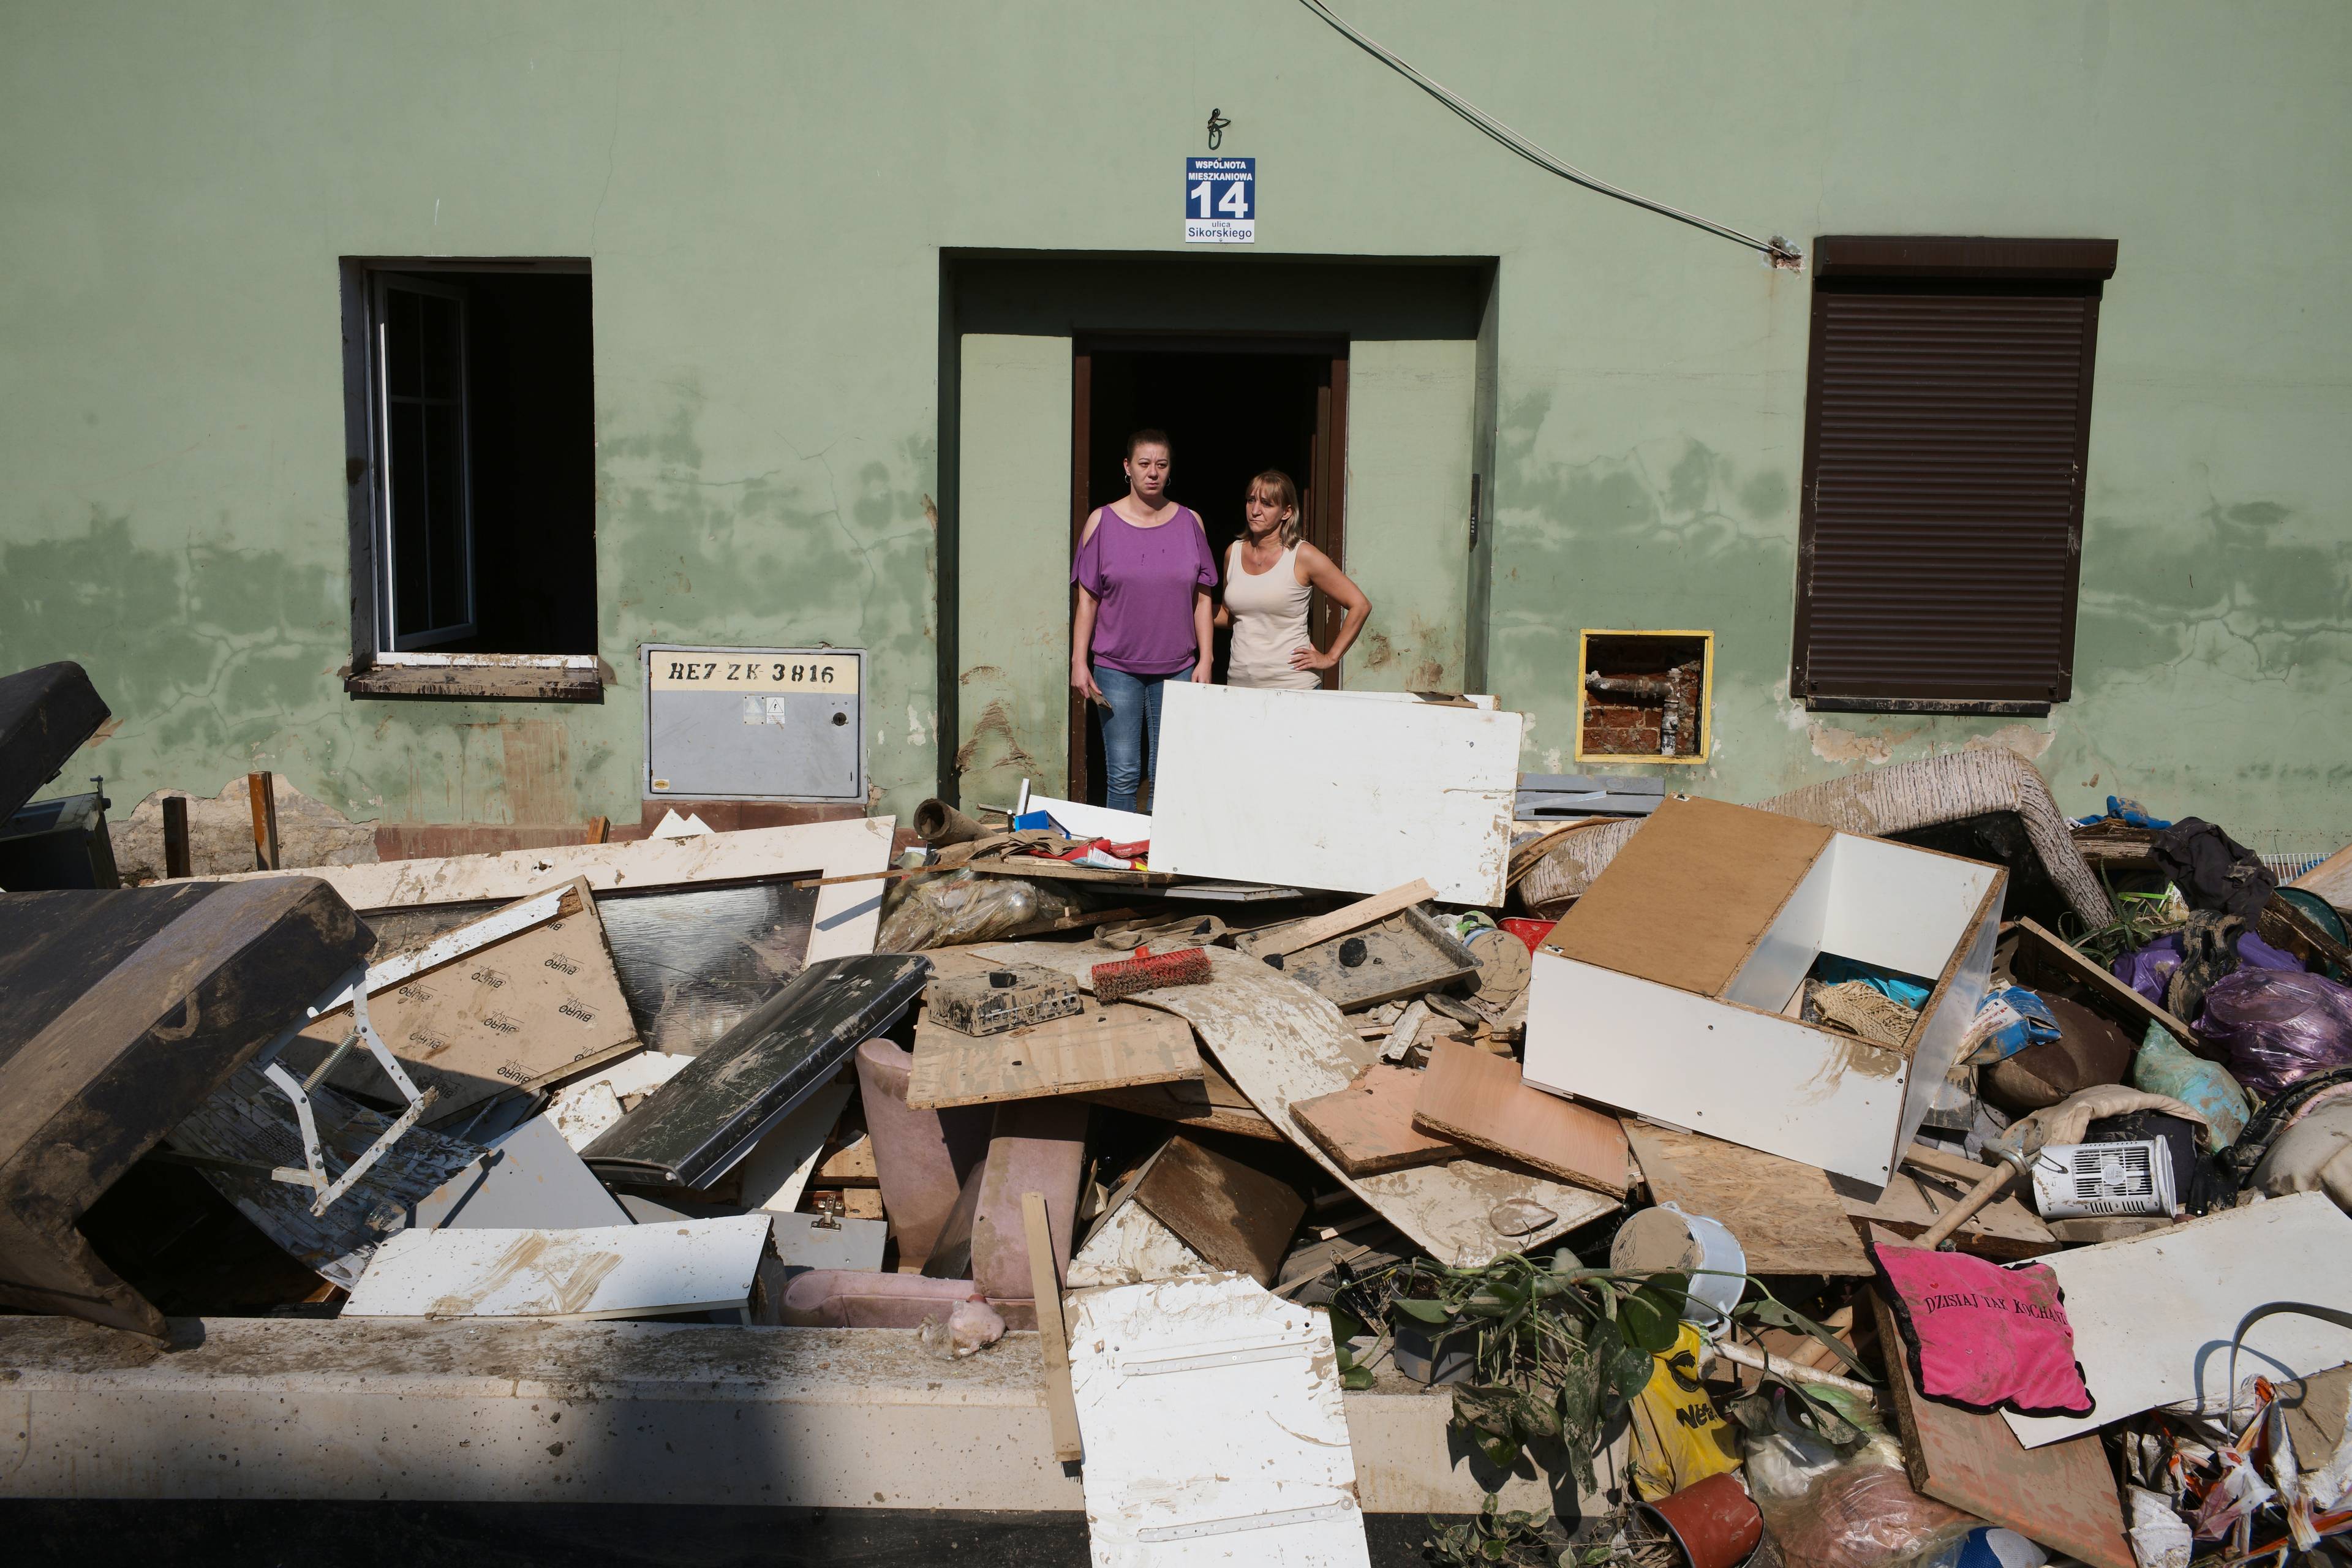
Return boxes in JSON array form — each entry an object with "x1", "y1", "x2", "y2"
[{"x1": 1629, "y1": 1322, "x2": 1742, "y2": 1500}]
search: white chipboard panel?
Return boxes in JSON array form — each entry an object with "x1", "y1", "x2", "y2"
[
  {"x1": 1148, "y1": 682, "x2": 1521, "y2": 906},
  {"x1": 1068, "y1": 1275, "x2": 1371, "y2": 1568}
]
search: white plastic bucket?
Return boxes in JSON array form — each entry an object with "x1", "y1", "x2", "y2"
[{"x1": 1609, "y1": 1200, "x2": 1749, "y2": 1327}]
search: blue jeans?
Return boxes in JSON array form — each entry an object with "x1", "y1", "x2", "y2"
[{"x1": 1094, "y1": 663, "x2": 1191, "y2": 813}]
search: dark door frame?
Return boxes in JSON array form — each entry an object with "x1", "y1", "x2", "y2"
[{"x1": 1065, "y1": 336, "x2": 1349, "y2": 804}]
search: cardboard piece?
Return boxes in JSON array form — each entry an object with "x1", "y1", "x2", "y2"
[
  {"x1": 1623, "y1": 1120, "x2": 1871, "y2": 1276},
  {"x1": 1291, "y1": 1065, "x2": 1463, "y2": 1175},
  {"x1": 1525, "y1": 795, "x2": 2007, "y2": 1186},
  {"x1": 295, "y1": 879, "x2": 639, "y2": 1125},
  {"x1": 907, "y1": 995, "x2": 1201, "y2": 1110},
  {"x1": 2004, "y1": 1193, "x2": 2352, "y2": 1448},
  {"x1": 1131, "y1": 1132, "x2": 1308, "y2": 1286},
  {"x1": 1412, "y1": 1039, "x2": 1632, "y2": 1197},
  {"x1": 1869, "y1": 1285, "x2": 2133, "y2": 1568},
  {"x1": 1148, "y1": 682, "x2": 1524, "y2": 905},
  {"x1": 344, "y1": 1216, "x2": 773, "y2": 1321}
]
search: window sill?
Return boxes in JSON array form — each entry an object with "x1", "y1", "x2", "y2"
[
  {"x1": 1803, "y1": 695, "x2": 2054, "y2": 717},
  {"x1": 344, "y1": 654, "x2": 611, "y2": 703}
]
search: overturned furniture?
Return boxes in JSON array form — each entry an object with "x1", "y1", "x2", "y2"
[
  {"x1": 1525, "y1": 794, "x2": 2004, "y2": 1185},
  {"x1": 0, "y1": 878, "x2": 372, "y2": 1336}
]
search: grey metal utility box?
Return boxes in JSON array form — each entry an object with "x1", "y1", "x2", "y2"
[{"x1": 641, "y1": 645, "x2": 865, "y2": 803}]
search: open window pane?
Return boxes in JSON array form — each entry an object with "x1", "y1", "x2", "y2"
[
  {"x1": 422, "y1": 399, "x2": 467, "y2": 628},
  {"x1": 386, "y1": 398, "x2": 432, "y2": 639},
  {"x1": 356, "y1": 263, "x2": 597, "y2": 665}
]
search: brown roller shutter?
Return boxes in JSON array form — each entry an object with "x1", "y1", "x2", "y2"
[{"x1": 1792, "y1": 238, "x2": 2116, "y2": 711}]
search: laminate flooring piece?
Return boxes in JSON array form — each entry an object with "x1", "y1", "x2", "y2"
[
  {"x1": 1291, "y1": 1065, "x2": 1461, "y2": 1176},
  {"x1": 1410, "y1": 1039, "x2": 1632, "y2": 1198},
  {"x1": 906, "y1": 996, "x2": 1200, "y2": 1110},
  {"x1": 1623, "y1": 1120, "x2": 1871, "y2": 1276}
]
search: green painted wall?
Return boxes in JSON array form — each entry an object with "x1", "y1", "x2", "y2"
[
  {"x1": 955, "y1": 334, "x2": 1072, "y2": 812},
  {"x1": 1343, "y1": 340, "x2": 1477, "y2": 693},
  {"x1": 2, "y1": 2, "x2": 2344, "y2": 854}
]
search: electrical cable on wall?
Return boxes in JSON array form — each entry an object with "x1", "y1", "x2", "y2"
[{"x1": 1294, "y1": 0, "x2": 1802, "y2": 266}]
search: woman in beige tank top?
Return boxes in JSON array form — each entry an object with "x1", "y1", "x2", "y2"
[{"x1": 1215, "y1": 469, "x2": 1371, "y2": 689}]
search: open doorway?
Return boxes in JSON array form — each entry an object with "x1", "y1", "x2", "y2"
[{"x1": 1068, "y1": 341, "x2": 1348, "y2": 805}]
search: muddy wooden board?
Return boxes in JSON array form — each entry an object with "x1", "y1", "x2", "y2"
[
  {"x1": 1411, "y1": 1039, "x2": 1632, "y2": 1197},
  {"x1": 1291, "y1": 1064, "x2": 1461, "y2": 1175},
  {"x1": 293, "y1": 878, "x2": 638, "y2": 1125},
  {"x1": 1624, "y1": 1120, "x2": 1871, "y2": 1276},
  {"x1": 907, "y1": 996, "x2": 1200, "y2": 1110},
  {"x1": 987, "y1": 941, "x2": 1618, "y2": 1266},
  {"x1": 1133, "y1": 1132, "x2": 1308, "y2": 1286},
  {"x1": 1868, "y1": 1285, "x2": 2133, "y2": 1568},
  {"x1": 1080, "y1": 1068, "x2": 1286, "y2": 1143}
]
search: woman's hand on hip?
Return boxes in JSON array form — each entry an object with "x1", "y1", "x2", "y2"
[
  {"x1": 1071, "y1": 660, "x2": 1102, "y2": 703},
  {"x1": 1289, "y1": 645, "x2": 1338, "y2": 673}
]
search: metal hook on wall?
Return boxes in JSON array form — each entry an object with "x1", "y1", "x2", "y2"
[{"x1": 1205, "y1": 107, "x2": 1230, "y2": 150}]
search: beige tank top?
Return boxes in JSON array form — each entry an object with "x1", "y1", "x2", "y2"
[{"x1": 1224, "y1": 541, "x2": 1320, "y2": 690}]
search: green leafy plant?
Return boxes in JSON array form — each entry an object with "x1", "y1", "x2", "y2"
[
  {"x1": 1355, "y1": 1250, "x2": 1871, "y2": 1490},
  {"x1": 1425, "y1": 1491, "x2": 1556, "y2": 1567}
]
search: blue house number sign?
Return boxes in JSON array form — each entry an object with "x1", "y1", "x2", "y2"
[{"x1": 1185, "y1": 157, "x2": 1255, "y2": 244}]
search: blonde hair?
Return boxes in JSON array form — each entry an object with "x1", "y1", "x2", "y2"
[{"x1": 1248, "y1": 470, "x2": 1304, "y2": 546}]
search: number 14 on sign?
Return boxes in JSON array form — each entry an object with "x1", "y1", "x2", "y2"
[{"x1": 1184, "y1": 156, "x2": 1255, "y2": 244}]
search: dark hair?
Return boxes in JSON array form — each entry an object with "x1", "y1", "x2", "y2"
[
  {"x1": 1247, "y1": 470, "x2": 1304, "y2": 546},
  {"x1": 1126, "y1": 428, "x2": 1172, "y2": 459}
]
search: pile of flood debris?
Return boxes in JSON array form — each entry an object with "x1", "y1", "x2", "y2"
[{"x1": 5, "y1": 663, "x2": 2351, "y2": 1567}]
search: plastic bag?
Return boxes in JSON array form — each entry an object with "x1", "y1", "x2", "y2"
[
  {"x1": 2131, "y1": 1022, "x2": 2250, "y2": 1148},
  {"x1": 1913, "y1": 1527, "x2": 2047, "y2": 1568},
  {"x1": 1962, "y1": 987, "x2": 2062, "y2": 1065},
  {"x1": 2111, "y1": 932, "x2": 2301, "y2": 1011},
  {"x1": 2252, "y1": 1098, "x2": 2352, "y2": 1210},
  {"x1": 2195, "y1": 967, "x2": 2352, "y2": 1098},
  {"x1": 1759, "y1": 1460, "x2": 1981, "y2": 1568},
  {"x1": 1626, "y1": 1322, "x2": 1742, "y2": 1500},
  {"x1": 876, "y1": 867, "x2": 1090, "y2": 951}
]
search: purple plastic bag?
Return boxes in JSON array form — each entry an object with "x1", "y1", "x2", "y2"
[
  {"x1": 2195, "y1": 968, "x2": 2352, "y2": 1098},
  {"x1": 2112, "y1": 932, "x2": 2303, "y2": 1009}
]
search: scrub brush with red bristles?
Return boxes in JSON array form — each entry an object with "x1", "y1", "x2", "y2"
[{"x1": 1091, "y1": 944, "x2": 1212, "y2": 1003}]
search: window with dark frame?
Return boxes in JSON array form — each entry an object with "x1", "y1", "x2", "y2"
[
  {"x1": 1790, "y1": 237, "x2": 2117, "y2": 714},
  {"x1": 342, "y1": 260, "x2": 600, "y2": 697}
]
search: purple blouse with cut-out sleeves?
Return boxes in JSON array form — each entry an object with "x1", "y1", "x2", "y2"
[{"x1": 1071, "y1": 506, "x2": 1219, "y2": 676}]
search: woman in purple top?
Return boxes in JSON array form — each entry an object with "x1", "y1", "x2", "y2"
[{"x1": 1070, "y1": 429, "x2": 1217, "y2": 813}]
